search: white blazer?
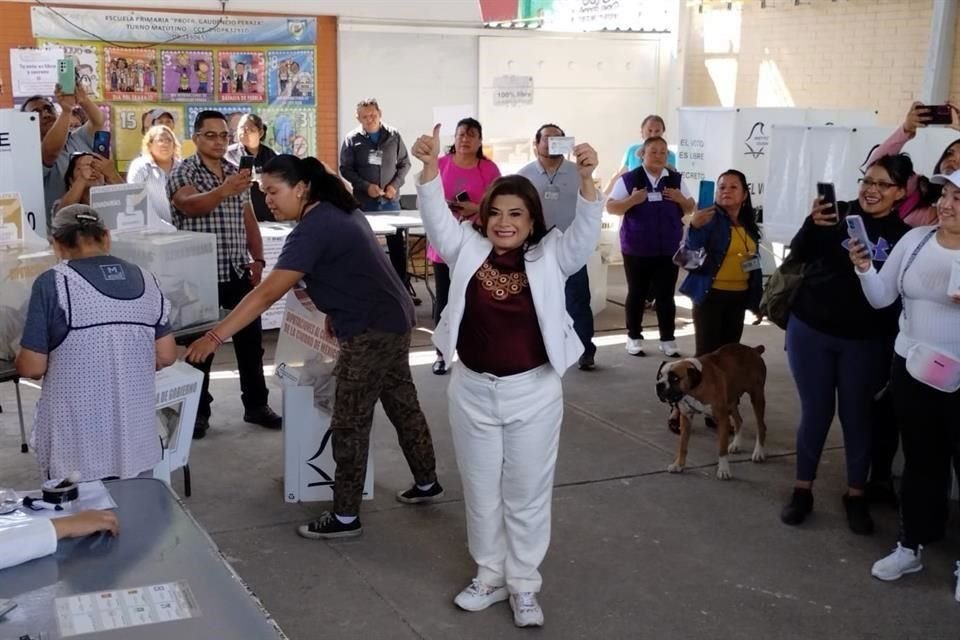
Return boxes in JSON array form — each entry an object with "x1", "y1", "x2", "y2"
[{"x1": 416, "y1": 174, "x2": 605, "y2": 376}]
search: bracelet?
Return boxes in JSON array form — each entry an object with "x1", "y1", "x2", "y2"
[{"x1": 205, "y1": 330, "x2": 225, "y2": 347}]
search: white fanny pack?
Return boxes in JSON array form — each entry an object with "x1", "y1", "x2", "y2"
[{"x1": 905, "y1": 343, "x2": 960, "y2": 393}]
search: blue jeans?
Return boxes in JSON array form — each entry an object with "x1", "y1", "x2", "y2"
[
  {"x1": 565, "y1": 266, "x2": 595, "y2": 357},
  {"x1": 364, "y1": 200, "x2": 407, "y2": 285},
  {"x1": 786, "y1": 314, "x2": 891, "y2": 488}
]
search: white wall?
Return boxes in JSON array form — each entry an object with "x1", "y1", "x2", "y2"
[{"x1": 338, "y1": 24, "x2": 670, "y2": 192}]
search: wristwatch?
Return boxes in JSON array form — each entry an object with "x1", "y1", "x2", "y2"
[{"x1": 253, "y1": 258, "x2": 266, "y2": 267}]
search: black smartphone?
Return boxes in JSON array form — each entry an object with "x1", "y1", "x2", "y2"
[
  {"x1": 455, "y1": 191, "x2": 470, "y2": 203},
  {"x1": 816, "y1": 182, "x2": 840, "y2": 222},
  {"x1": 93, "y1": 130, "x2": 111, "y2": 158},
  {"x1": 924, "y1": 104, "x2": 953, "y2": 126},
  {"x1": 239, "y1": 155, "x2": 256, "y2": 171}
]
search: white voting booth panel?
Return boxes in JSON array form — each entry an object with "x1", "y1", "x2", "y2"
[
  {"x1": 152, "y1": 362, "x2": 203, "y2": 486},
  {"x1": 0, "y1": 245, "x2": 57, "y2": 360},
  {"x1": 110, "y1": 231, "x2": 219, "y2": 330},
  {"x1": 763, "y1": 126, "x2": 960, "y2": 245},
  {"x1": 677, "y1": 108, "x2": 878, "y2": 209},
  {"x1": 0, "y1": 110, "x2": 48, "y2": 242},
  {"x1": 276, "y1": 289, "x2": 373, "y2": 503}
]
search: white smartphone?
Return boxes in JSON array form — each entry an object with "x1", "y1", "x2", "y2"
[
  {"x1": 547, "y1": 136, "x2": 575, "y2": 156},
  {"x1": 845, "y1": 214, "x2": 873, "y2": 254},
  {"x1": 949, "y1": 259, "x2": 960, "y2": 296}
]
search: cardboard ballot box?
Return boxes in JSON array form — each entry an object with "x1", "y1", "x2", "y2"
[
  {"x1": 110, "y1": 231, "x2": 219, "y2": 330},
  {"x1": 152, "y1": 361, "x2": 203, "y2": 488},
  {"x1": 0, "y1": 243, "x2": 56, "y2": 360},
  {"x1": 276, "y1": 289, "x2": 373, "y2": 503}
]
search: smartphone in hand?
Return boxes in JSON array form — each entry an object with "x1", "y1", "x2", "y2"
[
  {"x1": 58, "y1": 58, "x2": 76, "y2": 95},
  {"x1": 93, "y1": 130, "x2": 111, "y2": 159},
  {"x1": 817, "y1": 182, "x2": 841, "y2": 223},
  {"x1": 697, "y1": 180, "x2": 715, "y2": 209},
  {"x1": 846, "y1": 214, "x2": 873, "y2": 255},
  {"x1": 924, "y1": 104, "x2": 953, "y2": 126}
]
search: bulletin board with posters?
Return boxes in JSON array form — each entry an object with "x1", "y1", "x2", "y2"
[{"x1": 27, "y1": 6, "x2": 319, "y2": 172}]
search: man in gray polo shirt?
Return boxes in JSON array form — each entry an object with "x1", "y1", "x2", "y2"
[{"x1": 518, "y1": 123, "x2": 598, "y2": 370}]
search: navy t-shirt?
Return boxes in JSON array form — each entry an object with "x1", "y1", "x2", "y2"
[
  {"x1": 274, "y1": 202, "x2": 415, "y2": 341},
  {"x1": 21, "y1": 256, "x2": 172, "y2": 354}
]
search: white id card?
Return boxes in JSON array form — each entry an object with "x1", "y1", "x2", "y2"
[
  {"x1": 547, "y1": 136, "x2": 575, "y2": 156},
  {"x1": 741, "y1": 256, "x2": 761, "y2": 272},
  {"x1": 368, "y1": 150, "x2": 383, "y2": 166},
  {"x1": 647, "y1": 191, "x2": 663, "y2": 203},
  {"x1": 543, "y1": 187, "x2": 561, "y2": 201}
]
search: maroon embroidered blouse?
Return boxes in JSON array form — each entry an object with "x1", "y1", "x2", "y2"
[{"x1": 456, "y1": 247, "x2": 548, "y2": 377}]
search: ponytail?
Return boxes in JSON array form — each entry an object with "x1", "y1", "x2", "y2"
[{"x1": 262, "y1": 154, "x2": 360, "y2": 213}]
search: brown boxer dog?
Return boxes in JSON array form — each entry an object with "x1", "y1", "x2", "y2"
[{"x1": 655, "y1": 343, "x2": 767, "y2": 480}]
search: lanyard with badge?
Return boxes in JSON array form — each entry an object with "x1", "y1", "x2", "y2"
[
  {"x1": 733, "y1": 226, "x2": 761, "y2": 272},
  {"x1": 543, "y1": 167, "x2": 562, "y2": 201}
]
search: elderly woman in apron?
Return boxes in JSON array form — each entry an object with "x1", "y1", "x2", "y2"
[{"x1": 15, "y1": 205, "x2": 177, "y2": 481}]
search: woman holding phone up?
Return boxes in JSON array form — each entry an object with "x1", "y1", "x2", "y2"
[
  {"x1": 414, "y1": 123, "x2": 602, "y2": 628},
  {"x1": 428, "y1": 118, "x2": 501, "y2": 375},
  {"x1": 779, "y1": 155, "x2": 911, "y2": 534}
]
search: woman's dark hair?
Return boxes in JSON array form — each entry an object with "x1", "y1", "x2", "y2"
[
  {"x1": 867, "y1": 153, "x2": 913, "y2": 189},
  {"x1": 238, "y1": 113, "x2": 268, "y2": 138},
  {"x1": 641, "y1": 135, "x2": 668, "y2": 153},
  {"x1": 476, "y1": 175, "x2": 549, "y2": 250},
  {"x1": 917, "y1": 139, "x2": 960, "y2": 208},
  {"x1": 641, "y1": 114, "x2": 666, "y2": 131},
  {"x1": 64, "y1": 152, "x2": 95, "y2": 190},
  {"x1": 717, "y1": 169, "x2": 760, "y2": 241},
  {"x1": 262, "y1": 154, "x2": 360, "y2": 213},
  {"x1": 51, "y1": 204, "x2": 108, "y2": 248},
  {"x1": 447, "y1": 117, "x2": 486, "y2": 160}
]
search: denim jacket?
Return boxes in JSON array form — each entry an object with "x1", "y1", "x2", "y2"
[{"x1": 678, "y1": 206, "x2": 763, "y2": 311}]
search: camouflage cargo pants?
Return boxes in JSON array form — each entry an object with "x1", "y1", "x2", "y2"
[{"x1": 331, "y1": 329, "x2": 438, "y2": 516}]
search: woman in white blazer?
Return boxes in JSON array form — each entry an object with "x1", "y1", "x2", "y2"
[{"x1": 412, "y1": 124, "x2": 604, "y2": 628}]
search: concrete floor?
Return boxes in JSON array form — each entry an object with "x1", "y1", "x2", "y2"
[{"x1": 3, "y1": 267, "x2": 960, "y2": 639}]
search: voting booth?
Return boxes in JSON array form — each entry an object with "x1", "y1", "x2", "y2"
[
  {"x1": 763, "y1": 125, "x2": 960, "y2": 245},
  {"x1": 275, "y1": 288, "x2": 374, "y2": 503},
  {"x1": 259, "y1": 221, "x2": 294, "y2": 330},
  {"x1": 152, "y1": 362, "x2": 203, "y2": 488}
]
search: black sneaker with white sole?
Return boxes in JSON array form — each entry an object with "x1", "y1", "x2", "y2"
[
  {"x1": 396, "y1": 482, "x2": 445, "y2": 504},
  {"x1": 297, "y1": 511, "x2": 362, "y2": 539}
]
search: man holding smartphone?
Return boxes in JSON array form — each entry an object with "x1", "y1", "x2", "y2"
[
  {"x1": 21, "y1": 81, "x2": 105, "y2": 227},
  {"x1": 518, "y1": 123, "x2": 598, "y2": 370},
  {"x1": 169, "y1": 110, "x2": 280, "y2": 439},
  {"x1": 339, "y1": 98, "x2": 418, "y2": 303}
]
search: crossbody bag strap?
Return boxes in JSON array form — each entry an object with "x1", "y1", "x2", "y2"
[{"x1": 898, "y1": 227, "x2": 938, "y2": 320}]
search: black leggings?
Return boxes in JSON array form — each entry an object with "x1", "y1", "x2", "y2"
[
  {"x1": 622, "y1": 254, "x2": 677, "y2": 341},
  {"x1": 432, "y1": 262, "x2": 450, "y2": 357},
  {"x1": 692, "y1": 289, "x2": 748, "y2": 356}
]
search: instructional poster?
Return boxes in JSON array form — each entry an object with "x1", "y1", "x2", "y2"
[
  {"x1": 40, "y1": 41, "x2": 102, "y2": 100},
  {"x1": 104, "y1": 48, "x2": 159, "y2": 102},
  {"x1": 259, "y1": 106, "x2": 315, "y2": 158},
  {"x1": 161, "y1": 50, "x2": 215, "y2": 102},
  {"x1": 113, "y1": 104, "x2": 187, "y2": 172},
  {"x1": 56, "y1": 581, "x2": 199, "y2": 637},
  {"x1": 217, "y1": 51, "x2": 266, "y2": 103}
]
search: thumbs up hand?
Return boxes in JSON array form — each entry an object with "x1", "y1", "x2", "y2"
[{"x1": 414, "y1": 123, "x2": 442, "y2": 183}]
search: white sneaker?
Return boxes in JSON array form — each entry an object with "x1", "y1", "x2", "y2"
[
  {"x1": 509, "y1": 592, "x2": 544, "y2": 627},
  {"x1": 659, "y1": 340, "x2": 680, "y2": 357},
  {"x1": 954, "y1": 561, "x2": 960, "y2": 603},
  {"x1": 871, "y1": 543, "x2": 923, "y2": 581},
  {"x1": 625, "y1": 338, "x2": 644, "y2": 356},
  {"x1": 453, "y1": 579, "x2": 508, "y2": 612}
]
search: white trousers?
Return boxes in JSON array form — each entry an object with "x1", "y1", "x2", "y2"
[{"x1": 448, "y1": 363, "x2": 563, "y2": 593}]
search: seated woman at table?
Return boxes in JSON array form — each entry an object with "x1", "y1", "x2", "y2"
[
  {"x1": 184, "y1": 154, "x2": 442, "y2": 540},
  {"x1": 16, "y1": 205, "x2": 177, "y2": 482},
  {"x1": 0, "y1": 511, "x2": 118, "y2": 572}
]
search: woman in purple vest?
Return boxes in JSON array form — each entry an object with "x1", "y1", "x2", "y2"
[{"x1": 607, "y1": 136, "x2": 695, "y2": 357}]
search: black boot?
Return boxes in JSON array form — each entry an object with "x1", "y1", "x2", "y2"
[
  {"x1": 843, "y1": 493, "x2": 875, "y2": 535},
  {"x1": 781, "y1": 488, "x2": 813, "y2": 525}
]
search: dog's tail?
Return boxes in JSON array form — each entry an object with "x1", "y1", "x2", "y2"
[{"x1": 753, "y1": 345, "x2": 766, "y2": 355}]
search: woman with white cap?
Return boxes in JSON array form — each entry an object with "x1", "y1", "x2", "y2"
[
  {"x1": 15, "y1": 205, "x2": 177, "y2": 481},
  {"x1": 851, "y1": 169, "x2": 960, "y2": 598}
]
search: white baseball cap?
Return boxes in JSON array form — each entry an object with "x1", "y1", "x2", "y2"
[{"x1": 930, "y1": 169, "x2": 960, "y2": 188}]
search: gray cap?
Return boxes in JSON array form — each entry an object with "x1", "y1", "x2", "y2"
[{"x1": 51, "y1": 204, "x2": 107, "y2": 237}]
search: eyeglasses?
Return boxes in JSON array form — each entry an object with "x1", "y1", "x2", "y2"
[
  {"x1": 858, "y1": 178, "x2": 897, "y2": 191},
  {"x1": 198, "y1": 131, "x2": 229, "y2": 141}
]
